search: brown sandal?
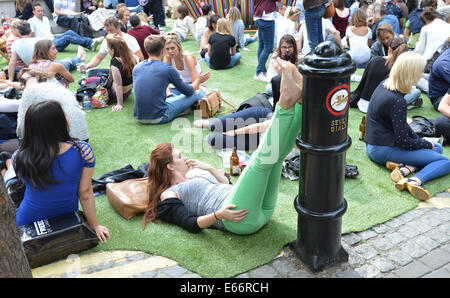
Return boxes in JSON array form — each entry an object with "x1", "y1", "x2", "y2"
[
  {"x1": 395, "y1": 178, "x2": 431, "y2": 201},
  {"x1": 386, "y1": 161, "x2": 415, "y2": 183}
]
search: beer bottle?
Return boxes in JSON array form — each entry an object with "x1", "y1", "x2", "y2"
[
  {"x1": 230, "y1": 147, "x2": 240, "y2": 176},
  {"x1": 359, "y1": 116, "x2": 366, "y2": 141}
]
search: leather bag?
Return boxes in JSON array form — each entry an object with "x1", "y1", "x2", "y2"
[
  {"x1": 197, "y1": 89, "x2": 237, "y2": 118},
  {"x1": 106, "y1": 177, "x2": 149, "y2": 220},
  {"x1": 19, "y1": 211, "x2": 99, "y2": 268},
  {"x1": 409, "y1": 115, "x2": 440, "y2": 138},
  {"x1": 323, "y1": 1, "x2": 335, "y2": 19}
]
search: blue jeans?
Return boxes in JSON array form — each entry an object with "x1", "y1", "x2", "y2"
[
  {"x1": 205, "y1": 53, "x2": 241, "y2": 69},
  {"x1": 156, "y1": 91, "x2": 204, "y2": 124},
  {"x1": 244, "y1": 35, "x2": 257, "y2": 46},
  {"x1": 404, "y1": 87, "x2": 421, "y2": 105},
  {"x1": 255, "y1": 19, "x2": 275, "y2": 75},
  {"x1": 304, "y1": 4, "x2": 326, "y2": 52},
  {"x1": 366, "y1": 143, "x2": 450, "y2": 184},
  {"x1": 53, "y1": 30, "x2": 93, "y2": 52},
  {"x1": 56, "y1": 16, "x2": 80, "y2": 33},
  {"x1": 56, "y1": 57, "x2": 83, "y2": 72},
  {"x1": 207, "y1": 106, "x2": 273, "y2": 151},
  {"x1": 104, "y1": 0, "x2": 118, "y2": 8}
]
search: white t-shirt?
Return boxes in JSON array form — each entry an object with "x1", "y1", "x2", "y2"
[
  {"x1": 99, "y1": 32, "x2": 140, "y2": 55},
  {"x1": 28, "y1": 16, "x2": 55, "y2": 40},
  {"x1": 11, "y1": 37, "x2": 42, "y2": 65},
  {"x1": 276, "y1": 18, "x2": 297, "y2": 47},
  {"x1": 345, "y1": 26, "x2": 372, "y2": 65},
  {"x1": 194, "y1": 16, "x2": 207, "y2": 43},
  {"x1": 415, "y1": 19, "x2": 450, "y2": 60},
  {"x1": 300, "y1": 18, "x2": 334, "y2": 55},
  {"x1": 173, "y1": 16, "x2": 195, "y2": 40}
]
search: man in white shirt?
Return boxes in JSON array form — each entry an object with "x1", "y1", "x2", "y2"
[
  {"x1": 194, "y1": 4, "x2": 212, "y2": 43},
  {"x1": 7, "y1": 21, "x2": 41, "y2": 82},
  {"x1": 80, "y1": 17, "x2": 143, "y2": 77},
  {"x1": 53, "y1": 0, "x2": 83, "y2": 33},
  {"x1": 29, "y1": 3, "x2": 103, "y2": 52},
  {"x1": 274, "y1": 2, "x2": 287, "y2": 49}
]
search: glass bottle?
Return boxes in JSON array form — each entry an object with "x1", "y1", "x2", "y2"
[
  {"x1": 230, "y1": 147, "x2": 240, "y2": 176},
  {"x1": 359, "y1": 116, "x2": 366, "y2": 141}
]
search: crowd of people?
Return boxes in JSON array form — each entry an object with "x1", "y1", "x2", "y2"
[{"x1": 0, "y1": 0, "x2": 449, "y2": 239}]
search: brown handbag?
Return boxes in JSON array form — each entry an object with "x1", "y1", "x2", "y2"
[
  {"x1": 324, "y1": 1, "x2": 335, "y2": 19},
  {"x1": 106, "y1": 177, "x2": 149, "y2": 220},
  {"x1": 197, "y1": 89, "x2": 237, "y2": 118}
]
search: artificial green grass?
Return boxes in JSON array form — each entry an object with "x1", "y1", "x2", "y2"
[{"x1": 1, "y1": 20, "x2": 448, "y2": 277}]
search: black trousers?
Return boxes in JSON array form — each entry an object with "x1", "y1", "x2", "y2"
[
  {"x1": 435, "y1": 115, "x2": 450, "y2": 144},
  {"x1": 143, "y1": 0, "x2": 165, "y2": 27}
]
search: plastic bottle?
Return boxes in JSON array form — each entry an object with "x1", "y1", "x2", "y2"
[
  {"x1": 359, "y1": 116, "x2": 366, "y2": 141},
  {"x1": 230, "y1": 147, "x2": 240, "y2": 176},
  {"x1": 82, "y1": 91, "x2": 92, "y2": 112}
]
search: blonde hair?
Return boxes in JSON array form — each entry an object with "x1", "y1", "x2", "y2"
[
  {"x1": 9, "y1": 18, "x2": 21, "y2": 29},
  {"x1": 137, "y1": 12, "x2": 149, "y2": 24},
  {"x1": 383, "y1": 52, "x2": 426, "y2": 94},
  {"x1": 216, "y1": 18, "x2": 232, "y2": 35},
  {"x1": 165, "y1": 33, "x2": 186, "y2": 56},
  {"x1": 284, "y1": 6, "x2": 301, "y2": 18},
  {"x1": 227, "y1": 7, "x2": 242, "y2": 25}
]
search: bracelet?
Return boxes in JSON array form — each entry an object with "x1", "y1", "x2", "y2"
[{"x1": 214, "y1": 211, "x2": 219, "y2": 221}]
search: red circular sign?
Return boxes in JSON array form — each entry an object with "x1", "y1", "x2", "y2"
[{"x1": 325, "y1": 84, "x2": 350, "y2": 116}]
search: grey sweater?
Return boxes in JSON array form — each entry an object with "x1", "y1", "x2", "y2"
[{"x1": 17, "y1": 81, "x2": 90, "y2": 141}]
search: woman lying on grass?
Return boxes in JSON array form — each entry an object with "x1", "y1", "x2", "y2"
[{"x1": 142, "y1": 58, "x2": 303, "y2": 234}]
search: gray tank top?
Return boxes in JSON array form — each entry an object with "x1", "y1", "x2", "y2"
[{"x1": 168, "y1": 172, "x2": 234, "y2": 230}]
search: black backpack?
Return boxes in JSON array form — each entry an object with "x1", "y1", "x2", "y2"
[{"x1": 236, "y1": 93, "x2": 273, "y2": 112}]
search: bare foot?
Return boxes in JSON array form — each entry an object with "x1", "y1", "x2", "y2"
[
  {"x1": 193, "y1": 119, "x2": 210, "y2": 128},
  {"x1": 77, "y1": 46, "x2": 86, "y2": 61},
  {"x1": 275, "y1": 58, "x2": 303, "y2": 110}
]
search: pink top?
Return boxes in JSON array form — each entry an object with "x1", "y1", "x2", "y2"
[{"x1": 29, "y1": 60, "x2": 68, "y2": 88}]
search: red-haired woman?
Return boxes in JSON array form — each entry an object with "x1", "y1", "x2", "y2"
[
  {"x1": 142, "y1": 58, "x2": 303, "y2": 235},
  {"x1": 106, "y1": 33, "x2": 139, "y2": 111}
]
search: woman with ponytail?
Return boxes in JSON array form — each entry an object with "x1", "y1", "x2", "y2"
[{"x1": 351, "y1": 37, "x2": 422, "y2": 113}]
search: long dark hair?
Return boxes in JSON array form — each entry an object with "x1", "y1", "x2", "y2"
[
  {"x1": 106, "y1": 33, "x2": 136, "y2": 77},
  {"x1": 14, "y1": 100, "x2": 75, "y2": 189},
  {"x1": 30, "y1": 39, "x2": 53, "y2": 64}
]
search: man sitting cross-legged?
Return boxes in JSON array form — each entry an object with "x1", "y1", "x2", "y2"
[{"x1": 133, "y1": 36, "x2": 209, "y2": 124}]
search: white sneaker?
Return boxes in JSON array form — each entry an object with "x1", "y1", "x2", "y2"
[
  {"x1": 254, "y1": 73, "x2": 268, "y2": 82},
  {"x1": 91, "y1": 36, "x2": 104, "y2": 52}
]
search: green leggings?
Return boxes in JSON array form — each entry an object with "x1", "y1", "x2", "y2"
[{"x1": 223, "y1": 103, "x2": 302, "y2": 235}]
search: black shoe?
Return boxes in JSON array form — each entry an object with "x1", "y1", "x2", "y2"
[
  {"x1": 407, "y1": 97, "x2": 423, "y2": 110},
  {"x1": 345, "y1": 163, "x2": 359, "y2": 178},
  {"x1": 349, "y1": 92, "x2": 360, "y2": 108}
]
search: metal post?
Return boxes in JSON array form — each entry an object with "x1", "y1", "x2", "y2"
[{"x1": 289, "y1": 41, "x2": 357, "y2": 272}]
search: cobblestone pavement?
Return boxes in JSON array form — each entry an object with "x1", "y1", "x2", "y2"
[{"x1": 32, "y1": 202, "x2": 450, "y2": 279}]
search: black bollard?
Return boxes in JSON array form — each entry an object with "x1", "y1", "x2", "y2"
[{"x1": 289, "y1": 41, "x2": 357, "y2": 272}]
